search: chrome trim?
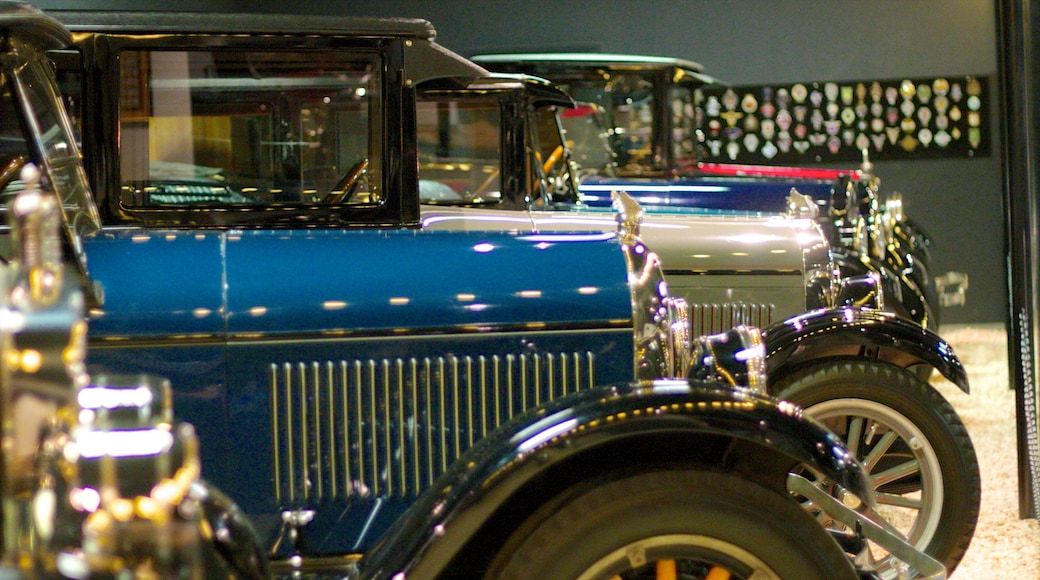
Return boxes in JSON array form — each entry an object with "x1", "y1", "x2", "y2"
[
  {"x1": 686, "y1": 325, "x2": 767, "y2": 394},
  {"x1": 613, "y1": 190, "x2": 692, "y2": 379},
  {"x1": 662, "y1": 269, "x2": 802, "y2": 277},
  {"x1": 270, "y1": 351, "x2": 596, "y2": 501},
  {"x1": 688, "y1": 302, "x2": 774, "y2": 337},
  {"x1": 801, "y1": 223, "x2": 839, "y2": 310},
  {"x1": 90, "y1": 323, "x2": 633, "y2": 350},
  {"x1": 835, "y1": 272, "x2": 884, "y2": 310},
  {"x1": 786, "y1": 188, "x2": 819, "y2": 220},
  {"x1": 10, "y1": 164, "x2": 64, "y2": 306}
]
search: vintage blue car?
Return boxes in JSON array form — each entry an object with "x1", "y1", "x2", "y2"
[
  {"x1": 471, "y1": 53, "x2": 969, "y2": 333},
  {"x1": 0, "y1": 5, "x2": 956, "y2": 578}
]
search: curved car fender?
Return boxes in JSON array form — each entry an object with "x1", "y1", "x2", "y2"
[
  {"x1": 761, "y1": 307, "x2": 969, "y2": 393},
  {"x1": 357, "y1": 378, "x2": 870, "y2": 579}
]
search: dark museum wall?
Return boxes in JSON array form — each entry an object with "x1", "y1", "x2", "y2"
[{"x1": 32, "y1": 0, "x2": 1002, "y2": 325}]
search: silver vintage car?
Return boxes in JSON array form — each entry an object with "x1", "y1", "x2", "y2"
[{"x1": 413, "y1": 72, "x2": 979, "y2": 576}]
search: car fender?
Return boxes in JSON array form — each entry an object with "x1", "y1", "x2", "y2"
[
  {"x1": 356, "y1": 378, "x2": 870, "y2": 579},
  {"x1": 761, "y1": 307, "x2": 969, "y2": 393}
]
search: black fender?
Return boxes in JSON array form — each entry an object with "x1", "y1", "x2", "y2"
[
  {"x1": 761, "y1": 307, "x2": 969, "y2": 393},
  {"x1": 357, "y1": 379, "x2": 871, "y2": 579}
]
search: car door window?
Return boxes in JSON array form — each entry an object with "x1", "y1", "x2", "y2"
[
  {"x1": 117, "y1": 50, "x2": 380, "y2": 207},
  {"x1": 416, "y1": 99, "x2": 501, "y2": 204}
]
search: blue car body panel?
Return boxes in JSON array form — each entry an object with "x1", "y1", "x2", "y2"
[
  {"x1": 83, "y1": 228, "x2": 636, "y2": 552},
  {"x1": 578, "y1": 174, "x2": 835, "y2": 214}
]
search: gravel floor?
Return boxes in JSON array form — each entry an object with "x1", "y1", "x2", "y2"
[{"x1": 930, "y1": 324, "x2": 1040, "y2": 578}]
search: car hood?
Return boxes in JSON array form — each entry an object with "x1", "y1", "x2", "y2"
[{"x1": 420, "y1": 204, "x2": 828, "y2": 274}]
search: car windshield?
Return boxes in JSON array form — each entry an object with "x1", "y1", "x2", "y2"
[
  {"x1": 560, "y1": 72, "x2": 658, "y2": 174},
  {"x1": 558, "y1": 103, "x2": 618, "y2": 175},
  {"x1": 108, "y1": 49, "x2": 381, "y2": 207},
  {"x1": 536, "y1": 70, "x2": 702, "y2": 177},
  {"x1": 0, "y1": 49, "x2": 100, "y2": 259}
]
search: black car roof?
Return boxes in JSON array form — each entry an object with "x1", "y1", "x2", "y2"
[
  {"x1": 0, "y1": 2, "x2": 72, "y2": 52},
  {"x1": 49, "y1": 9, "x2": 436, "y2": 40},
  {"x1": 473, "y1": 52, "x2": 706, "y2": 72},
  {"x1": 50, "y1": 9, "x2": 489, "y2": 86},
  {"x1": 471, "y1": 52, "x2": 722, "y2": 86},
  {"x1": 416, "y1": 73, "x2": 575, "y2": 109}
]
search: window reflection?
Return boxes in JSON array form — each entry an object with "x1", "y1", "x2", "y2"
[{"x1": 116, "y1": 50, "x2": 381, "y2": 207}]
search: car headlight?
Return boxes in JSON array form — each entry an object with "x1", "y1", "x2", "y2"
[{"x1": 686, "y1": 325, "x2": 767, "y2": 394}]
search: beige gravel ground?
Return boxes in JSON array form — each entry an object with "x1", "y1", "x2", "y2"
[{"x1": 930, "y1": 324, "x2": 1040, "y2": 578}]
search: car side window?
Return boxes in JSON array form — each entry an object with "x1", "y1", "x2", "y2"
[
  {"x1": 117, "y1": 50, "x2": 380, "y2": 207},
  {"x1": 416, "y1": 99, "x2": 502, "y2": 205}
]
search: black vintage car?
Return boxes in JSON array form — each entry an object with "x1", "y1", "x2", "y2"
[{"x1": 0, "y1": 4, "x2": 950, "y2": 579}]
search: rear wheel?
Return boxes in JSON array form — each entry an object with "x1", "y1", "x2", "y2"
[
  {"x1": 486, "y1": 469, "x2": 858, "y2": 580},
  {"x1": 774, "y1": 359, "x2": 980, "y2": 576}
]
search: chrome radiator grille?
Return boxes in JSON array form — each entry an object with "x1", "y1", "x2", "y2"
[
  {"x1": 270, "y1": 352, "x2": 596, "y2": 503},
  {"x1": 689, "y1": 303, "x2": 775, "y2": 336}
]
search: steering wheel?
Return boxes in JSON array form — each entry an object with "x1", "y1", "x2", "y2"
[
  {"x1": 0, "y1": 155, "x2": 27, "y2": 193},
  {"x1": 542, "y1": 145, "x2": 564, "y2": 175},
  {"x1": 323, "y1": 158, "x2": 369, "y2": 204}
]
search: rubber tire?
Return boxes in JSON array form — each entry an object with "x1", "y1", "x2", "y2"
[
  {"x1": 773, "y1": 358, "x2": 980, "y2": 575},
  {"x1": 485, "y1": 469, "x2": 859, "y2": 580}
]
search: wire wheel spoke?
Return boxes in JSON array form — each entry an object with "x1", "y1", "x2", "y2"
[
  {"x1": 860, "y1": 429, "x2": 900, "y2": 472},
  {"x1": 870, "y1": 456, "x2": 921, "y2": 489},
  {"x1": 876, "y1": 490, "x2": 925, "y2": 510},
  {"x1": 844, "y1": 416, "x2": 865, "y2": 457}
]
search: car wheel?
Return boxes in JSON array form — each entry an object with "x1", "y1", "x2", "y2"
[
  {"x1": 485, "y1": 469, "x2": 859, "y2": 580},
  {"x1": 774, "y1": 358, "x2": 980, "y2": 576}
]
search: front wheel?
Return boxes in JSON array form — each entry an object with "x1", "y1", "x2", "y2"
[
  {"x1": 774, "y1": 359, "x2": 980, "y2": 576},
  {"x1": 485, "y1": 469, "x2": 859, "y2": 580}
]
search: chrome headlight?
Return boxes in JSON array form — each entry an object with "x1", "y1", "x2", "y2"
[
  {"x1": 801, "y1": 222, "x2": 839, "y2": 310},
  {"x1": 835, "y1": 271, "x2": 884, "y2": 310},
  {"x1": 686, "y1": 325, "x2": 767, "y2": 394}
]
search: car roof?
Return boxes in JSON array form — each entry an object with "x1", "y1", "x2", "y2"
[
  {"x1": 50, "y1": 9, "x2": 489, "y2": 87},
  {"x1": 49, "y1": 9, "x2": 436, "y2": 40},
  {"x1": 473, "y1": 52, "x2": 707, "y2": 73},
  {"x1": 416, "y1": 73, "x2": 575, "y2": 109},
  {"x1": 471, "y1": 53, "x2": 723, "y2": 86}
]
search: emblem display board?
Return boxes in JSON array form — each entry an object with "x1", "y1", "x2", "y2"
[
  {"x1": 698, "y1": 75, "x2": 990, "y2": 164},
  {"x1": 998, "y1": 0, "x2": 1040, "y2": 520}
]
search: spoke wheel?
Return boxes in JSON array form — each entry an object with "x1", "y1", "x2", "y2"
[
  {"x1": 775, "y1": 359, "x2": 980, "y2": 577},
  {"x1": 486, "y1": 469, "x2": 858, "y2": 580}
]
